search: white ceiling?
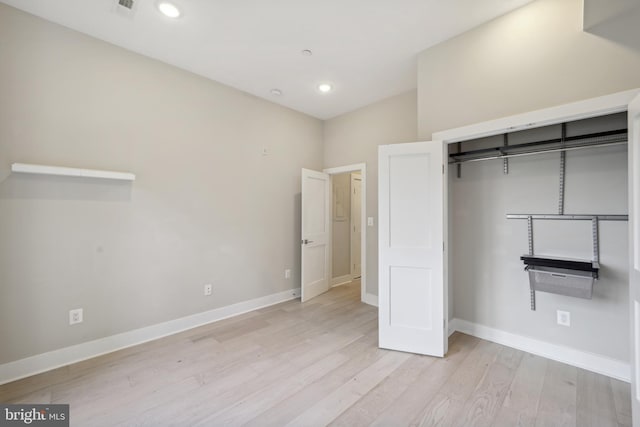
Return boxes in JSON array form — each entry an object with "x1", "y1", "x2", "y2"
[{"x1": 1, "y1": 0, "x2": 533, "y2": 119}]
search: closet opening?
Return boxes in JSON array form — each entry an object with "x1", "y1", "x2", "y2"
[{"x1": 437, "y1": 106, "x2": 631, "y2": 378}]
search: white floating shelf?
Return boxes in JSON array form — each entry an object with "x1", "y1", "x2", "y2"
[{"x1": 11, "y1": 163, "x2": 135, "y2": 181}]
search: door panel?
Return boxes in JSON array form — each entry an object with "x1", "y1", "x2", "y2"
[
  {"x1": 301, "y1": 169, "x2": 331, "y2": 302},
  {"x1": 389, "y1": 267, "x2": 432, "y2": 329},
  {"x1": 378, "y1": 141, "x2": 445, "y2": 357},
  {"x1": 389, "y1": 154, "x2": 432, "y2": 248}
]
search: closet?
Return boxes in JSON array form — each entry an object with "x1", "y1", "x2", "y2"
[
  {"x1": 448, "y1": 112, "x2": 628, "y2": 310},
  {"x1": 378, "y1": 90, "x2": 640, "y2": 382}
]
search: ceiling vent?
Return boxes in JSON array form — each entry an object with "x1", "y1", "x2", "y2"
[
  {"x1": 112, "y1": 0, "x2": 137, "y2": 18},
  {"x1": 118, "y1": 0, "x2": 134, "y2": 9}
]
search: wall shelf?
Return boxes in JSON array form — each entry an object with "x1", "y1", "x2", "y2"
[
  {"x1": 507, "y1": 212, "x2": 627, "y2": 309},
  {"x1": 11, "y1": 163, "x2": 136, "y2": 181},
  {"x1": 521, "y1": 255, "x2": 599, "y2": 278},
  {"x1": 507, "y1": 214, "x2": 628, "y2": 221},
  {"x1": 448, "y1": 128, "x2": 627, "y2": 165}
]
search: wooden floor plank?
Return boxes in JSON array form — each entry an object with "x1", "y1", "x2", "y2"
[
  {"x1": 576, "y1": 369, "x2": 619, "y2": 427},
  {"x1": 327, "y1": 351, "x2": 436, "y2": 427},
  {"x1": 329, "y1": 332, "x2": 470, "y2": 427},
  {"x1": 0, "y1": 280, "x2": 630, "y2": 427},
  {"x1": 534, "y1": 360, "x2": 578, "y2": 427},
  {"x1": 611, "y1": 378, "x2": 633, "y2": 427},
  {"x1": 409, "y1": 339, "x2": 502, "y2": 427},
  {"x1": 243, "y1": 334, "x2": 386, "y2": 427},
  {"x1": 194, "y1": 352, "x2": 350, "y2": 426},
  {"x1": 492, "y1": 352, "x2": 547, "y2": 427},
  {"x1": 453, "y1": 345, "x2": 524, "y2": 427},
  {"x1": 283, "y1": 350, "x2": 411, "y2": 427}
]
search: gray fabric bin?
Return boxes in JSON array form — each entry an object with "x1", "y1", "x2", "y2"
[{"x1": 527, "y1": 266, "x2": 595, "y2": 299}]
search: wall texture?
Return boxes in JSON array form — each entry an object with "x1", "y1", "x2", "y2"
[
  {"x1": 418, "y1": 0, "x2": 640, "y2": 138},
  {"x1": 0, "y1": 4, "x2": 323, "y2": 364},
  {"x1": 323, "y1": 91, "x2": 418, "y2": 297}
]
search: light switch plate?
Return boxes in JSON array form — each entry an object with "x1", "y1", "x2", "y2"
[{"x1": 367, "y1": 217, "x2": 374, "y2": 227}]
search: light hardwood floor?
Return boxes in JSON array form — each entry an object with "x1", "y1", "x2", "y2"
[{"x1": 0, "y1": 280, "x2": 632, "y2": 426}]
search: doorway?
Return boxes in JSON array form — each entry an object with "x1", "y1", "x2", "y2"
[
  {"x1": 377, "y1": 89, "x2": 640, "y2": 362},
  {"x1": 350, "y1": 172, "x2": 362, "y2": 279},
  {"x1": 430, "y1": 89, "x2": 640, "y2": 376},
  {"x1": 328, "y1": 171, "x2": 363, "y2": 292},
  {"x1": 325, "y1": 164, "x2": 367, "y2": 304}
]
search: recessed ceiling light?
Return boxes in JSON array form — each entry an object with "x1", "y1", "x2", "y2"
[
  {"x1": 157, "y1": 2, "x2": 181, "y2": 18},
  {"x1": 301, "y1": 49, "x2": 313, "y2": 56},
  {"x1": 270, "y1": 89, "x2": 282, "y2": 96},
  {"x1": 317, "y1": 83, "x2": 333, "y2": 93}
]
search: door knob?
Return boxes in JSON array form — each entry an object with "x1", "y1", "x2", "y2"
[{"x1": 301, "y1": 239, "x2": 314, "y2": 245}]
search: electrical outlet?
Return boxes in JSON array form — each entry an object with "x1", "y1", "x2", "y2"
[
  {"x1": 285, "y1": 269, "x2": 291, "y2": 279},
  {"x1": 69, "y1": 308, "x2": 83, "y2": 325},
  {"x1": 204, "y1": 284, "x2": 212, "y2": 296},
  {"x1": 557, "y1": 310, "x2": 571, "y2": 327}
]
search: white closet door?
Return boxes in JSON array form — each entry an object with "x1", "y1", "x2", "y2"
[{"x1": 378, "y1": 141, "x2": 446, "y2": 356}]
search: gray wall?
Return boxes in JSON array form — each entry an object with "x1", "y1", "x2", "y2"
[
  {"x1": 417, "y1": 0, "x2": 640, "y2": 139},
  {"x1": 583, "y1": 0, "x2": 639, "y2": 30},
  {"x1": 331, "y1": 172, "x2": 351, "y2": 279},
  {"x1": 324, "y1": 91, "x2": 418, "y2": 297},
  {"x1": 0, "y1": 4, "x2": 323, "y2": 364},
  {"x1": 449, "y1": 114, "x2": 629, "y2": 362}
]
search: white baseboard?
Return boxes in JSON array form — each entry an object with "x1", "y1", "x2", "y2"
[
  {"x1": 0, "y1": 287, "x2": 301, "y2": 386},
  {"x1": 331, "y1": 275, "x2": 353, "y2": 287},
  {"x1": 450, "y1": 318, "x2": 630, "y2": 383},
  {"x1": 448, "y1": 320, "x2": 456, "y2": 337},
  {"x1": 363, "y1": 293, "x2": 378, "y2": 307}
]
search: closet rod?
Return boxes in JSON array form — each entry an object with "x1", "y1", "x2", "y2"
[
  {"x1": 449, "y1": 128, "x2": 627, "y2": 164},
  {"x1": 506, "y1": 214, "x2": 628, "y2": 221},
  {"x1": 451, "y1": 128, "x2": 625, "y2": 159},
  {"x1": 448, "y1": 140, "x2": 626, "y2": 164}
]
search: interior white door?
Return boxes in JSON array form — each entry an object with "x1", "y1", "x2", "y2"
[
  {"x1": 378, "y1": 141, "x2": 446, "y2": 356},
  {"x1": 350, "y1": 174, "x2": 362, "y2": 278},
  {"x1": 301, "y1": 168, "x2": 331, "y2": 302}
]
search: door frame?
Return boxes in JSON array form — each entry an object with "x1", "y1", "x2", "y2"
[
  {"x1": 432, "y1": 89, "x2": 640, "y2": 144},
  {"x1": 324, "y1": 163, "x2": 368, "y2": 305},
  {"x1": 350, "y1": 173, "x2": 362, "y2": 279}
]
